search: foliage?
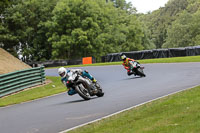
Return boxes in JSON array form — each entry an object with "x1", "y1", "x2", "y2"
[
  {"x1": 0, "y1": 0, "x2": 11, "y2": 13},
  {"x1": 140, "y1": 0, "x2": 200, "y2": 49},
  {"x1": 139, "y1": 0, "x2": 188, "y2": 48},
  {"x1": 0, "y1": 0, "x2": 57, "y2": 61},
  {"x1": 163, "y1": 3, "x2": 200, "y2": 48},
  {"x1": 45, "y1": 0, "x2": 145, "y2": 60},
  {"x1": 1, "y1": 0, "x2": 200, "y2": 61},
  {"x1": 0, "y1": 0, "x2": 148, "y2": 61}
]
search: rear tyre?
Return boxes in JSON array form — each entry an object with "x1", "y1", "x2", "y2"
[{"x1": 75, "y1": 84, "x2": 90, "y2": 100}]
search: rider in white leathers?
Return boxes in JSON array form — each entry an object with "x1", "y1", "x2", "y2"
[{"x1": 58, "y1": 67, "x2": 97, "y2": 95}]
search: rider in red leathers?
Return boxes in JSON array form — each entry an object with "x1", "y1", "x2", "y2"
[{"x1": 121, "y1": 55, "x2": 136, "y2": 76}]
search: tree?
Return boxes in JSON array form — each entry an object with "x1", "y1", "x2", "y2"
[
  {"x1": 2, "y1": 0, "x2": 57, "y2": 61},
  {"x1": 139, "y1": 0, "x2": 188, "y2": 48},
  {"x1": 0, "y1": 0, "x2": 20, "y2": 56},
  {"x1": 47, "y1": 0, "x2": 145, "y2": 60},
  {"x1": 1, "y1": 0, "x2": 148, "y2": 61},
  {"x1": 163, "y1": 9, "x2": 200, "y2": 48}
]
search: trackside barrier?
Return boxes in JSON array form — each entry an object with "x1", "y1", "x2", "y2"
[
  {"x1": 0, "y1": 66, "x2": 45, "y2": 98},
  {"x1": 102, "y1": 46, "x2": 200, "y2": 62}
]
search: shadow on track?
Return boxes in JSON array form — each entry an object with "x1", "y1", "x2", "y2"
[
  {"x1": 66, "y1": 97, "x2": 99, "y2": 104},
  {"x1": 65, "y1": 99, "x2": 86, "y2": 104},
  {"x1": 54, "y1": 97, "x2": 100, "y2": 106},
  {"x1": 123, "y1": 76, "x2": 143, "y2": 80}
]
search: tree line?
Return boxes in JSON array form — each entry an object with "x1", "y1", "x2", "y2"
[
  {"x1": 139, "y1": 0, "x2": 200, "y2": 49},
  {"x1": 0, "y1": 0, "x2": 200, "y2": 62}
]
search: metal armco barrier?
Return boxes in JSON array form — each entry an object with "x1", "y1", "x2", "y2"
[{"x1": 0, "y1": 66, "x2": 45, "y2": 97}]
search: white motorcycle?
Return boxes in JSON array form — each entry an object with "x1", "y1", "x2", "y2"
[
  {"x1": 67, "y1": 71, "x2": 104, "y2": 100},
  {"x1": 129, "y1": 61, "x2": 146, "y2": 77}
]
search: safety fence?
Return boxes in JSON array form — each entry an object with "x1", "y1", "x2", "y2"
[
  {"x1": 101, "y1": 46, "x2": 200, "y2": 62},
  {"x1": 0, "y1": 66, "x2": 45, "y2": 97}
]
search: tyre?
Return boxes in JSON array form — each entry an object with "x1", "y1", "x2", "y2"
[
  {"x1": 137, "y1": 68, "x2": 146, "y2": 77},
  {"x1": 75, "y1": 83, "x2": 90, "y2": 100},
  {"x1": 96, "y1": 88, "x2": 104, "y2": 97},
  {"x1": 95, "y1": 83, "x2": 104, "y2": 97}
]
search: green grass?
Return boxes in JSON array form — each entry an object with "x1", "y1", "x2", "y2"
[
  {"x1": 47, "y1": 55, "x2": 200, "y2": 69},
  {"x1": 68, "y1": 86, "x2": 200, "y2": 133},
  {"x1": 139, "y1": 55, "x2": 200, "y2": 64},
  {"x1": 0, "y1": 76, "x2": 65, "y2": 107}
]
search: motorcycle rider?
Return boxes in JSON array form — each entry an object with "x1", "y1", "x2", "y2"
[
  {"x1": 58, "y1": 67, "x2": 97, "y2": 95},
  {"x1": 121, "y1": 54, "x2": 136, "y2": 76}
]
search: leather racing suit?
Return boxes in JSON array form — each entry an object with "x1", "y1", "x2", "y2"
[{"x1": 122, "y1": 58, "x2": 135, "y2": 76}]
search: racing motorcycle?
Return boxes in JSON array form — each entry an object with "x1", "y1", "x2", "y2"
[
  {"x1": 67, "y1": 71, "x2": 104, "y2": 100},
  {"x1": 129, "y1": 61, "x2": 146, "y2": 77}
]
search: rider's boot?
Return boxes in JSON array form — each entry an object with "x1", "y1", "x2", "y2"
[
  {"x1": 91, "y1": 78, "x2": 98, "y2": 93},
  {"x1": 68, "y1": 88, "x2": 77, "y2": 95},
  {"x1": 91, "y1": 78, "x2": 97, "y2": 83}
]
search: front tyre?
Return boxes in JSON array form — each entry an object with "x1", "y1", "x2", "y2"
[
  {"x1": 137, "y1": 68, "x2": 146, "y2": 77},
  {"x1": 75, "y1": 83, "x2": 91, "y2": 100},
  {"x1": 95, "y1": 83, "x2": 104, "y2": 97}
]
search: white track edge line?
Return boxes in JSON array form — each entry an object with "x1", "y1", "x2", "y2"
[{"x1": 59, "y1": 84, "x2": 200, "y2": 133}]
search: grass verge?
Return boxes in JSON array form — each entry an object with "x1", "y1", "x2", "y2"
[
  {"x1": 0, "y1": 76, "x2": 65, "y2": 107},
  {"x1": 139, "y1": 55, "x2": 200, "y2": 64},
  {"x1": 68, "y1": 85, "x2": 200, "y2": 133},
  {"x1": 46, "y1": 55, "x2": 200, "y2": 69}
]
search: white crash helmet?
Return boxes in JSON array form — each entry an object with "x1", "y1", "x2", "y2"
[
  {"x1": 58, "y1": 67, "x2": 67, "y2": 77},
  {"x1": 121, "y1": 55, "x2": 127, "y2": 60}
]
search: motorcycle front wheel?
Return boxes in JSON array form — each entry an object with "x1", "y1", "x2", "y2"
[
  {"x1": 95, "y1": 83, "x2": 104, "y2": 97},
  {"x1": 137, "y1": 68, "x2": 146, "y2": 77},
  {"x1": 75, "y1": 83, "x2": 91, "y2": 100}
]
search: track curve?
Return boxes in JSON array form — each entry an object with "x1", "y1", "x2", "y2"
[{"x1": 0, "y1": 63, "x2": 200, "y2": 133}]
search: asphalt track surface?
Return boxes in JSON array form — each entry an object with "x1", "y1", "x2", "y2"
[{"x1": 0, "y1": 63, "x2": 200, "y2": 133}]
